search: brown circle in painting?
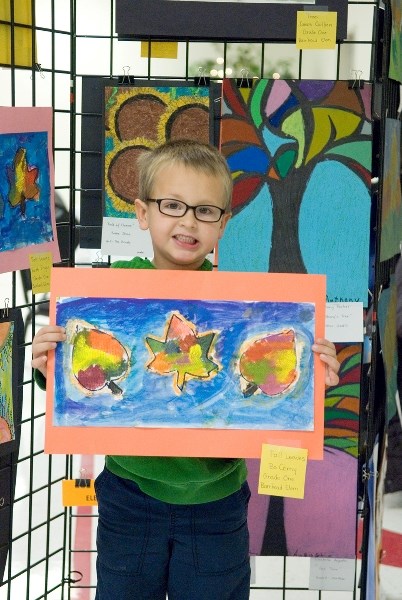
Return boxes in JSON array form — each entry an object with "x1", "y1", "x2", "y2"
[
  {"x1": 115, "y1": 95, "x2": 166, "y2": 142},
  {"x1": 166, "y1": 104, "x2": 210, "y2": 144},
  {"x1": 108, "y1": 146, "x2": 146, "y2": 204}
]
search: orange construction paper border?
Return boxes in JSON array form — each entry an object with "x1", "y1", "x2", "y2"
[{"x1": 45, "y1": 268, "x2": 326, "y2": 459}]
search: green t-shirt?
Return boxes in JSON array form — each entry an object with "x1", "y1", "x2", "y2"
[
  {"x1": 106, "y1": 257, "x2": 247, "y2": 504},
  {"x1": 37, "y1": 257, "x2": 247, "y2": 504}
]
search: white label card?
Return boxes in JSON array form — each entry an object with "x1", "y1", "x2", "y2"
[
  {"x1": 325, "y1": 302, "x2": 363, "y2": 342},
  {"x1": 101, "y1": 217, "x2": 154, "y2": 258},
  {"x1": 309, "y1": 557, "x2": 356, "y2": 591}
]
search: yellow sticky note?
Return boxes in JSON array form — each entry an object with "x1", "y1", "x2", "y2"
[
  {"x1": 296, "y1": 11, "x2": 337, "y2": 50},
  {"x1": 258, "y1": 444, "x2": 308, "y2": 499},
  {"x1": 140, "y1": 41, "x2": 178, "y2": 59},
  {"x1": 29, "y1": 252, "x2": 52, "y2": 294},
  {"x1": 62, "y1": 479, "x2": 97, "y2": 506}
]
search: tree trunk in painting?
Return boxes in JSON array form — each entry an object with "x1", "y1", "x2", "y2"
[{"x1": 267, "y1": 166, "x2": 314, "y2": 274}]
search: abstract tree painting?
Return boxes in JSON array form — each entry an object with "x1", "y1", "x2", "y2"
[
  {"x1": 104, "y1": 84, "x2": 210, "y2": 217},
  {"x1": 380, "y1": 118, "x2": 402, "y2": 262},
  {"x1": 219, "y1": 79, "x2": 372, "y2": 305},
  {"x1": 54, "y1": 296, "x2": 315, "y2": 431},
  {"x1": 247, "y1": 343, "x2": 361, "y2": 558},
  {"x1": 0, "y1": 322, "x2": 15, "y2": 446}
]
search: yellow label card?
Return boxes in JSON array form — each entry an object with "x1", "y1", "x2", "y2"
[
  {"x1": 62, "y1": 479, "x2": 97, "y2": 506},
  {"x1": 29, "y1": 252, "x2": 52, "y2": 294},
  {"x1": 296, "y1": 11, "x2": 337, "y2": 50},
  {"x1": 140, "y1": 41, "x2": 178, "y2": 59},
  {"x1": 258, "y1": 444, "x2": 308, "y2": 499}
]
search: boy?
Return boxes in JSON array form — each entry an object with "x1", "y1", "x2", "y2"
[{"x1": 32, "y1": 140, "x2": 340, "y2": 600}]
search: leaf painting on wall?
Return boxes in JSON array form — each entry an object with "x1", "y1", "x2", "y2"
[
  {"x1": 104, "y1": 84, "x2": 210, "y2": 217},
  {"x1": 219, "y1": 79, "x2": 372, "y2": 305},
  {"x1": 247, "y1": 342, "x2": 361, "y2": 558},
  {"x1": 54, "y1": 296, "x2": 315, "y2": 431},
  {"x1": 380, "y1": 118, "x2": 402, "y2": 262},
  {"x1": 0, "y1": 132, "x2": 51, "y2": 250},
  {"x1": 0, "y1": 107, "x2": 60, "y2": 274},
  {"x1": 0, "y1": 322, "x2": 15, "y2": 446}
]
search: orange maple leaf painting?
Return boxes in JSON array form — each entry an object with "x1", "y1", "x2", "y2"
[
  {"x1": 145, "y1": 312, "x2": 221, "y2": 394},
  {"x1": 8, "y1": 147, "x2": 40, "y2": 215}
]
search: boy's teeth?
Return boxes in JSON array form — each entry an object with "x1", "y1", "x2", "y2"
[{"x1": 175, "y1": 234, "x2": 196, "y2": 244}]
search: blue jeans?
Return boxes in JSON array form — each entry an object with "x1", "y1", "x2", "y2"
[{"x1": 94, "y1": 467, "x2": 251, "y2": 599}]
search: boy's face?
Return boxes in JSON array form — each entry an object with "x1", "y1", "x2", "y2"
[{"x1": 135, "y1": 163, "x2": 231, "y2": 270}]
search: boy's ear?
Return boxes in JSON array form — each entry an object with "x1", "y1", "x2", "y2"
[
  {"x1": 218, "y1": 212, "x2": 231, "y2": 239},
  {"x1": 134, "y1": 199, "x2": 149, "y2": 230}
]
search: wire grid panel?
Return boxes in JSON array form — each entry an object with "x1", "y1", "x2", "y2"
[{"x1": 0, "y1": 0, "x2": 380, "y2": 598}]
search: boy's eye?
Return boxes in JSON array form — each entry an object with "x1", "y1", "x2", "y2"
[
  {"x1": 197, "y1": 206, "x2": 213, "y2": 215},
  {"x1": 162, "y1": 200, "x2": 183, "y2": 211}
]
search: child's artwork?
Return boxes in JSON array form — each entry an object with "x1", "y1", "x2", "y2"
[
  {"x1": 0, "y1": 308, "x2": 24, "y2": 585},
  {"x1": 219, "y1": 79, "x2": 372, "y2": 306},
  {"x1": 389, "y1": 0, "x2": 402, "y2": 83},
  {"x1": 0, "y1": 322, "x2": 15, "y2": 447},
  {"x1": 0, "y1": 107, "x2": 60, "y2": 273},
  {"x1": 247, "y1": 342, "x2": 361, "y2": 558},
  {"x1": 0, "y1": 0, "x2": 36, "y2": 68},
  {"x1": 0, "y1": 308, "x2": 24, "y2": 457},
  {"x1": 104, "y1": 83, "x2": 210, "y2": 217},
  {"x1": 380, "y1": 118, "x2": 402, "y2": 262},
  {"x1": 377, "y1": 273, "x2": 399, "y2": 423},
  {"x1": 45, "y1": 268, "x2": 326, "y2": 458}
]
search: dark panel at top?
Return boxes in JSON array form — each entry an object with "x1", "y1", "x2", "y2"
[{"x1": 116, "y1": 0, "x2": 348, "y2": 42}]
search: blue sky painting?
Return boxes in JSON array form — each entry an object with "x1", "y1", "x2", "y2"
[
  {"x1": 0, "y1": 131, "x2": 53, "y2": 253},
  {"x1": 54, "y1": 296, "x2": 315, "y2": 431}
]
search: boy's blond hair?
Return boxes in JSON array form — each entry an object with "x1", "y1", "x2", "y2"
[{"x1": 137, "y1": 139, "x2": 233, "y2": 210}]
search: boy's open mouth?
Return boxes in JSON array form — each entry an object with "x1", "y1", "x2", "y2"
[{"x1": 174, "y1": 234, "x2": 198, "y2": 245}]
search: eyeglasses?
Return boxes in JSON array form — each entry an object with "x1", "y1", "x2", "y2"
[{"x1": 146, "y1": 198, "x2": 226, "y2": 223}]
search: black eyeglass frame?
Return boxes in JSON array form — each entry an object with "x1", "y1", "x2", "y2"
[{"x1": 145, "y1": 198, "x2": 226, "y2": 223}]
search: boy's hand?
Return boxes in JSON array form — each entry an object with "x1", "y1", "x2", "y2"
[
  {"x1": 32, "y1": 325, "x2": 66, "y2": 379},
  {"x1": 312, "y1": 338, "x2": 340, "y2": 387}
]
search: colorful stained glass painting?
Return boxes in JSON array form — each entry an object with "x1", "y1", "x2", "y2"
[
  {"x1": 219, "y1": 79, "x2": 372, "y2": 306},
  {"x1": 104, "y1": 84, "x2": 210, "y2": 217},
  {"x1": 0, "y1": 107, "x2": 60, "y2": 273},
  {"x1": 247, "y1": 343, "x2": 361, "y2": 558},
  {"x1": 0, "y1": 322, "x2": 15, "y2": 446},
  {"x1": 389, "y1": 0, "x2": 402, "y2": 83},
  {"x1": 380, "y1": 118, "x2": 402, "y2": 262},
  {"x1": 45, "y1": 268, "x2": 327, "y2": 457}
]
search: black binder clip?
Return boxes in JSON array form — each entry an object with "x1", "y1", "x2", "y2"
[
  {"x1": 236, "y1": 68, "x2": 254, "y2": 88},
  {"x1": 92, "y1": 251, "x2": 110, "y2": 268},
  {"x1": 118, "y1": 65, "x2": 135, "y2": 85},
  {"x1": 75, "y1": 468, "x2": 91, "y2": 488},
  {"x1": 348, "y1": 69, "x2": 364, "y2": 89},
  {"x1": 1, "y1": 298, "x2": 9, "y2": 319},
  {"x1": 194, "y1": 67, "x2": 210, "y2": 87}
]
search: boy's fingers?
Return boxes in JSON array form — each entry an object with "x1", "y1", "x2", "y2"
[{"x1": 320, "y1": 352, "x2": 340, "y2": 371}]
